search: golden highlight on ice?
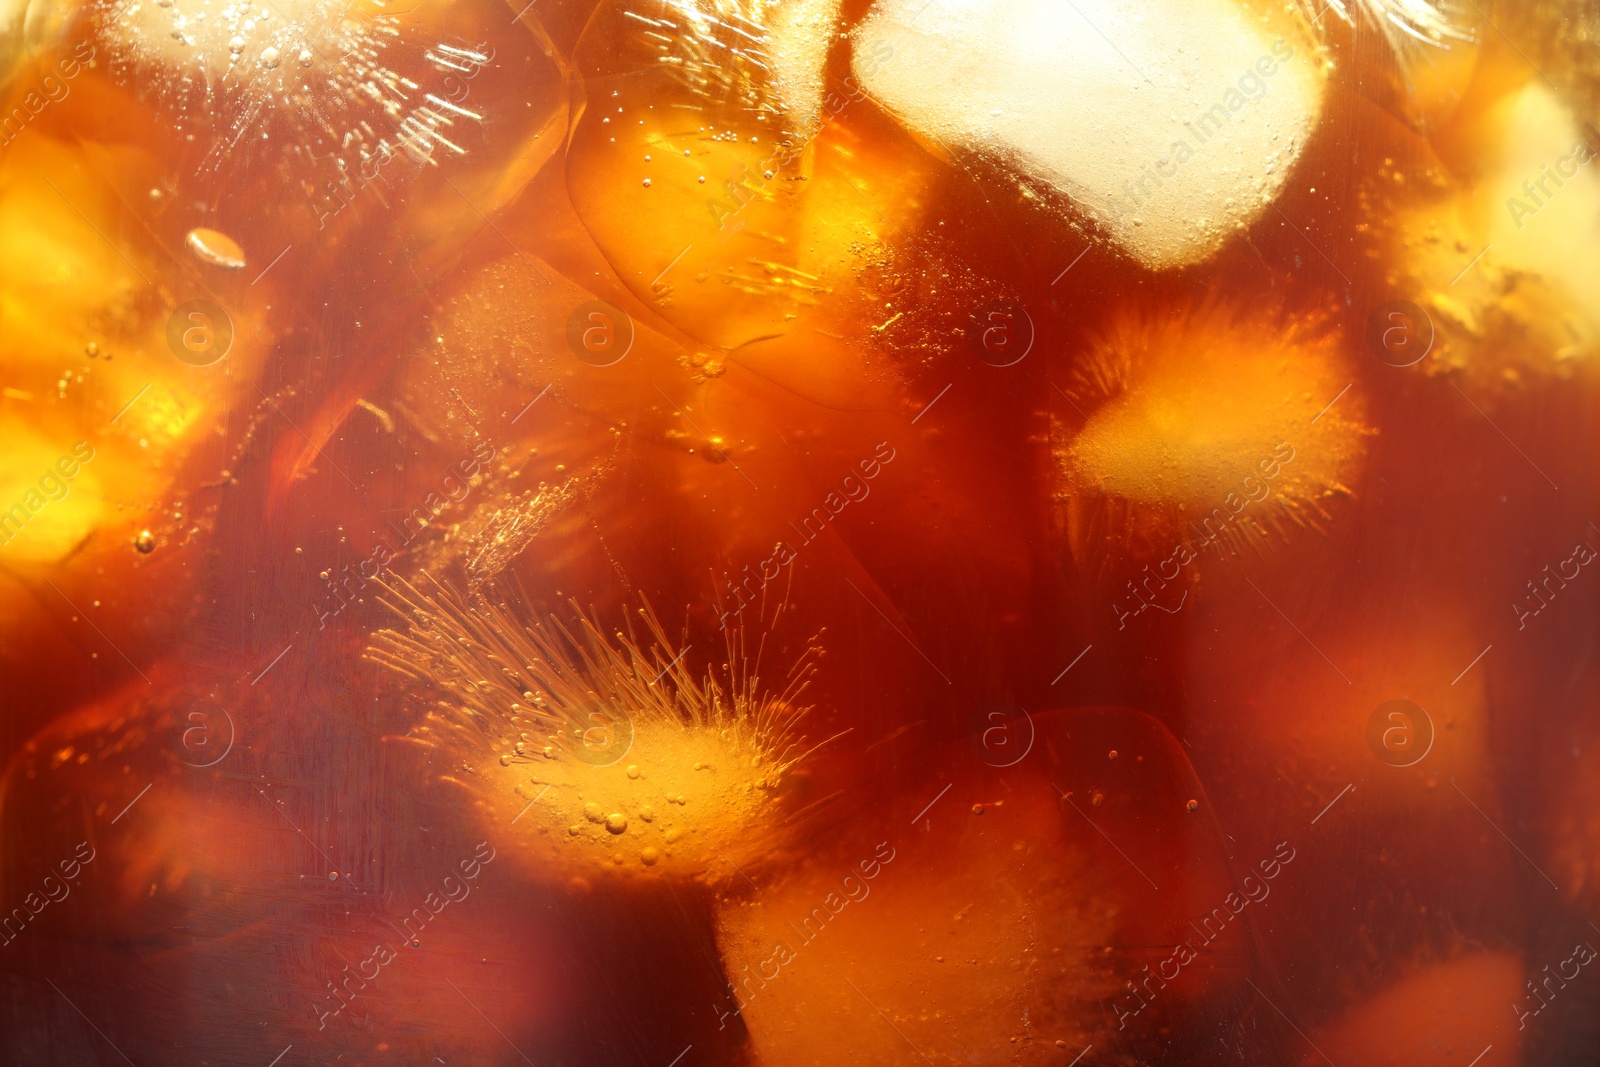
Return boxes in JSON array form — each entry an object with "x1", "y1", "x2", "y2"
[
  {"x1": 1059, "y1": 301, "x2": 1370, "y2": 556},
  {"x1": 367, "y1": 576, "x2": 829, "y2": 885}
]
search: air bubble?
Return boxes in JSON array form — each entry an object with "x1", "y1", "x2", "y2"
[{"x1": 185, "y1": 227, "x2": 247, "y2": 270}]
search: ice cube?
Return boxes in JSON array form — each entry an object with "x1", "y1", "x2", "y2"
[
  {"x1": 851, "y1": 0, "x2": 1325, "y2": 269},
  {"x1": 565, "y1": 0, "x2": 950, "y2": 410},
  {"x1": 765, "y1": 0, "x2": 843, "y2": 140},
  {"x1": 1304, "y1": 953, "x2": 1525, "y2": 1067},
  {"x1": 718, "y1": 708, "x2": 1266, "y2": 1064},
  {"x1": 1397, "y1": 80, "x2": 1600, "y2": 394}
]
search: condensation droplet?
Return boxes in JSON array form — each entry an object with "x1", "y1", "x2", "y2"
[
  {"x1": 261, "y1": 46, "x2": 280, "y2": 68},
  {"x1": 1186, "y1": 798, "x2": 1200, "y2": 813},
  {"x1": 605, "y1": 813, "x2": 627, "y2": 834},
  {"x1": 134, "y1": 530, "x2": 156, "y2": 553},
  {"x1": 641, "y1": 847, "x2": 660, "y2": 866},
  {"x1": 626, "y1": 764, "x2": 640, "y2": 779},
  {"x1": 583, "y1": 802, "x2": 604, "y2": 823},
  {"x1": 297, "y1": 48, "x2": 313, "y2": 67}
]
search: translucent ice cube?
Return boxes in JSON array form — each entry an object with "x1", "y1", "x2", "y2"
[
  {"x1": 765, "y1": 0, "x2": 843, "y2": 139},
  {"x1": 1396, "y1": 80, "x2": 1600, "y2": 394},
  {"x1": 852, "y1": 0, "x2": 1325, "y2": 269}
]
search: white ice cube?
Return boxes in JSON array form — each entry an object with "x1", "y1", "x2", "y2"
[
  {"x1": 852, "y1": 0, "x2": 1326, "y2": 269},
  {"x1": 766, "y1": 0, "x2": 843, "y2": 139}
]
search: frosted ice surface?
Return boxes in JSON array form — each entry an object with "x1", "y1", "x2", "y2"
[
  {"x1": 852, "y1": 0, "x2": 1325, "y2": 269},
  {"x1": 1479, "y1": 83, "x2": 1600, "y2": 325},
  {"x1": 648, "y1": 0, "x2": 842, "y2": 141},
  {"x1": 765, "y1": 0, "x2": 842, "y2": 139},
  {"x1": 1313, "y1": 0, "x2": 1473, "y2": 55}
]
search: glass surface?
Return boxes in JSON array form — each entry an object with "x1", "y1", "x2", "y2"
[{"x1": 1, "y1": 1, "x2": 1597, "y2": 1064}]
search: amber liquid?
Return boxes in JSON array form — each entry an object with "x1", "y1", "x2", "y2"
[{"x1": 1, "y1": 1, "x2": 1597, "y2": 1065}]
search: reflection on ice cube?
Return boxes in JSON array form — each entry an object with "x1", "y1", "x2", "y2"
[{"x1": 852, "y1": 0, "x2": 1326, "y2": 269}]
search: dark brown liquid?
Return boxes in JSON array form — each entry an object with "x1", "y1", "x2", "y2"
[{"x1": 1, "y1": 1, "x2": 1598, "y2": 1065}]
